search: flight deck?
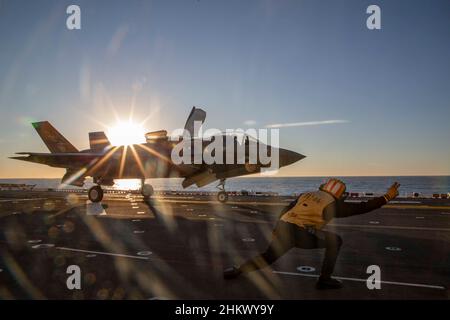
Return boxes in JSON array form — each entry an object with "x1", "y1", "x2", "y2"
[{"x1": 0, "y1": 190, "x2": 449, "y2": 299}]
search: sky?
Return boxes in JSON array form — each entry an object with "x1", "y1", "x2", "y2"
[{"x1": 0, "y1": 0, "x2": 449, "y2": 178}]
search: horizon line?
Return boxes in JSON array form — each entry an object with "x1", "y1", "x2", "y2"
[{"x1": 1, "y1": 174, "x2": 449, "y2": 180}]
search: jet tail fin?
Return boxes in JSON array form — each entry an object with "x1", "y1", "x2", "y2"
[
  {"x1": 32, "y1": 121, "x2": 78, "y2": 153},
  {"x1": 89, "y1": 131, "x2": 111, "y2": 151},
  {"x1": 184, "y1": 106, "x2": 206, "y2": 137}
]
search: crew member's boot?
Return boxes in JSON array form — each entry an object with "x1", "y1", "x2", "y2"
[
  {"x1": 223, "y1": 266, "x2": 242, "y2": 279},
  {"x1": 316, "y1": 276, "x2": 343, "y2": 290}
]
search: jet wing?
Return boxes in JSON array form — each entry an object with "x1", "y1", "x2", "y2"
[{"x1": 61, "y1": 169, "x2": 86, "y2": 187}]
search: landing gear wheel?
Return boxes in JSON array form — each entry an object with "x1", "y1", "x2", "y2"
[
  {"x1": 88, "y1": 185, "x2": 104, "y2": 203},
  {"x1": 141, "y1": 184, "x2": 154, "y2": 198},
  {"x1": 217, "y1": 191, "x2": 228, "y2": 203}
]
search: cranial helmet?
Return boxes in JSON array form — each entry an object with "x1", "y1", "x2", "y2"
[{"x1": 320, "y1": 178, "x2": 346, "y2": 199}]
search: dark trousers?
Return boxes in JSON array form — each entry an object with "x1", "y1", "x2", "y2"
[{"x1": 239, "y1": 221, "x2": 343, "y2": 278}]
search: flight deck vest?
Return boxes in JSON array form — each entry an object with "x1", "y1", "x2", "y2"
[{"x1": 280, "y1": 190, "x2": 335, "y2": 229}]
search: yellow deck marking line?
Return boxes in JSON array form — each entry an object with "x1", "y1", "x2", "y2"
[
  {"x1": 108, "y1": 198, "x2": 287, "y2": 206},
  {"x1": 0, "y1": 198, "x2": 47, "y2": 202},
  {"x1": 49, "y1": 206, "x2": 80, "y2": 218}
]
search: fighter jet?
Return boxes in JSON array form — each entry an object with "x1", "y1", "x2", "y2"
[{"x1": 10, "y1": 107, "x2": 305, "y2": 203}]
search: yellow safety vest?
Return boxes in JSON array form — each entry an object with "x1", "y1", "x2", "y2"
[{"x1": 280, "y1": 190, "x2": 335, "y2": 229}]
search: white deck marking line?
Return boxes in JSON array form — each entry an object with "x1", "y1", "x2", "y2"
[
  {"x1": 389, "y1": 201, "x2": 422, "y2": 204},
  {"x1": 273, "y1": 271, "x2": 445, "y2": 290},
  {"x1": 103, "y1": 198, "x2": 450, "y2": 210},
  {"x1": 329, "y1": 224, "x2": 450, "y2": 232},
  {"x1": 55, "y1": 247, "x2": 149, "y2": 260},
  {"x1": 383, "y1": 204, "x2": 450, "y2": 210}
]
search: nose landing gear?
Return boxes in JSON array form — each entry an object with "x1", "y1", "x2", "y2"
[{"x1": 217, "y1": 179, "x2": 228, "y2": 203}]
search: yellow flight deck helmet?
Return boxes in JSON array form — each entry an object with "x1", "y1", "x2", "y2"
[{"x1": 320, "y1": 178, "x2": 346, "y2": 199}]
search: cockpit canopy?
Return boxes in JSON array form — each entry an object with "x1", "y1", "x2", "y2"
[{"x1": 145, "y1": 130, "x2": 168, "y2": 142}]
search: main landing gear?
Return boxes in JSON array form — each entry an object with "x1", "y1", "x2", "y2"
[
  {"x1": 88, "y1": 185, "x2": 104, "y2": 203},
  {"x1": 141, "y1": 179, "x2": 154, "y2": 199},
  {"x1": 88, "y1": 179, "x2": 154, "y2": 203},
  {"x1": 217, "y1": 179, "x2": 228, "y2": 203}
]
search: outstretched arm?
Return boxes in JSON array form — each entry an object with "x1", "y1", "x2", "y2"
[
  {"x1": 334, "y1": 196, "x2": 387, "y2": 218},
  {"x1": 334, "y1": 182, "x2": 400, "y2": 218}
]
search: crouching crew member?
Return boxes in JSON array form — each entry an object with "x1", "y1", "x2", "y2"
[{"x1": 224, "y1": 179, "x2": 400, "y2": 289}]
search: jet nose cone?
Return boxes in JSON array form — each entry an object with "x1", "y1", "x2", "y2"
[{"x1": 279, "y1": 149, "x2": 305, "y2": 167}]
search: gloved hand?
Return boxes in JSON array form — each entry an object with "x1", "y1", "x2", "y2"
[{"x1": 384, "y1": 182, "x2": 400, "y2": 202}]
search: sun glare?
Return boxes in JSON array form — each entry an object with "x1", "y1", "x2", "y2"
[
  {"x1": 114, "y1": 179, "x2": 141, "y2": 190},
  {"x1": 107, "y1": 121, "x2": 146, "y2": 146}
]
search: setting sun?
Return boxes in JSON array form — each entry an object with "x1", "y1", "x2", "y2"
[{"x1": 107, "y1": 121, "x2": 146, "y2": 146}]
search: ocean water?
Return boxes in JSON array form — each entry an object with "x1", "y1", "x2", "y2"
[{"x1": 0, "y1": 176, "x2": 449, "y2": 197}]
